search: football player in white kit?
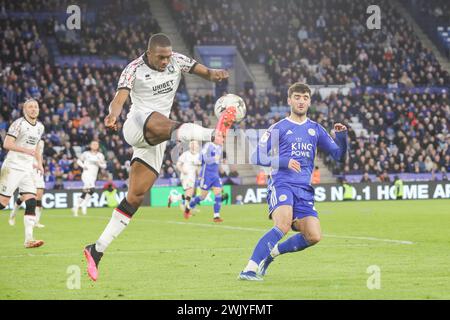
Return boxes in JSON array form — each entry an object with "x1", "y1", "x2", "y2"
[
  {"x1": 83, "y1": 33, "x2": 238, "y2": 281},
  {"x1": 0, "y1": 99, "x2": 45, "y2": 248},
  {"x1": 72, "y1": 141, "x2": 107, "y2": 216},
  {"x1": 168, "y1": 140, "x2": 201, "y2": 216},
  {"x1": 9, "y1": 139, "x2": 46, "y2": 228}
]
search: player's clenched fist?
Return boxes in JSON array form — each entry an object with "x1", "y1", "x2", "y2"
[
  {"x1": 210, "y1": 69, "x2": 229, "y2": 82},
  {"x1": 288, "y1": 159, "x2": 301, "y2": 173},
  {"x1": 334, "y1": 123, "x2": 347, "y2": 132},
  {"x1": 104, "y1": 114, "x2": 118, "y2": 131}
]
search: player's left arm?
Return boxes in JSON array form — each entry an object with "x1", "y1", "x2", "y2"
[
  {"x1": 97, "y1": 154, "x2": 107, "y2": 169},
  {"x1": 35, "y1": 141, "x2": 44, "y2": 173},
  {"x1": 191, "y1": 63, "x2": 229, "y2": 83},
  {"x1": 317, "y1": 123, "x2": 348, "y2": 162}
]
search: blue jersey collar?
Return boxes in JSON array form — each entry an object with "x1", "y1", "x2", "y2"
[{"x1": 285, "y1": 117, "x2": 308, "y2": 126}]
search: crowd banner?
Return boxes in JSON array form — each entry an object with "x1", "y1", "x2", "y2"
[
  {"x1": 5, "y1": 189, "x2": 141, "y2": 210},
  {"x1": 230, "y1": 182, "x2": 450, "y2": 204}
]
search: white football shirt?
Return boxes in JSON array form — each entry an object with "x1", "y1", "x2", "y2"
[
  {"x1": 3, "y1": 117, "x2": 44, "y2": 171},
  {"x1": 117, "y1": 52, "x2": 197, "y2": 118},
  {"x1": 78, "y1": 151, "x2": 107, "y2": 180},
  {"x1": 178, "y1": 150, "x2": 201, "y2": 178}
]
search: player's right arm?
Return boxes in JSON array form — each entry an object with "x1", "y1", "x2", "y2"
[
  {"x1": 105, "y1": 89, "x2": 129, "y2": 130},
  {"x1": 250, "y1": 125, "x2": 295, "y2": 170},
  {"x1": 3, "y1": 136, "x2": 35, "y2": 156},
  {"x1": 106, "y1": 61, "x2": 136, "y2": 130},
  {"x1": 3, "y1": 120, "x2": 35, "y2": 156},
  {"x1": 76, "y1": 152, "x2": 86, "y2": 169}
]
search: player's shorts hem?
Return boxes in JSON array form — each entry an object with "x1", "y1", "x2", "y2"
[
  {"x1": 6, "y1": 133, "x2": 17, "y2": 139},
  {"x1": 19, "y1": 192, "x2": 37, "y2": 196},
  {"x1": 143, "y1": 112, "x2": 156, "y2": 146},
  {"x1": 268, "y1": 205, "x2": 293, "y2": 220},
  {"x1": 0, "y1": 193, "x2": 11, "y2": 198},
  {"x1": 131, "y1": 158, "x2": 159, "y2": 177},
  {"x1": 117, "y1": 87, "x2": 131, "y2": 91}
]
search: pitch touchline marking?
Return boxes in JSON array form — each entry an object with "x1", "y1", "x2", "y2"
[
  {"x1": 0, "y1": 243, "x2": 390, "y2": 259},
  {"x1": 168, "y1": 221, "x2": 414, "y2": 245}
]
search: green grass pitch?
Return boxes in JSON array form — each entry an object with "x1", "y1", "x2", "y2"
[{"x1": 0, "y1": 200, "x2": 449, "y2": 300}]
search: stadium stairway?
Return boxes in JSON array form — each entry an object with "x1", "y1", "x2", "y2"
[
  {"x1": 150, "y1": 0, "x2": 237, "y2": 96},
  {"x1": 248, "y1": 64, "x2": 276, "y2": 95},
  {"x1": 394, "y1": 0, "x2": 450, "y2": 72}
]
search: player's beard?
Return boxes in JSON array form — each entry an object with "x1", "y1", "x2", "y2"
[{"x1": 291, "y1": 107, "x2": 307, "y2": 117}]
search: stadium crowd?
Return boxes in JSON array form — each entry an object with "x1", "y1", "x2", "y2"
[
  {"x1": 170, "y1": 0, "x2": 450, "y2": 89},
  {"x1": 0, "y1": 0, "x2": 449, "y2": 185}
]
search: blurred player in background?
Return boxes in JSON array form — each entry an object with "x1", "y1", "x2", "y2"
[
  {"x1": 9, "y1": 140, "x2": 46, "y2": 228},
  {"x1": 0, "y1": 99, "x2": 45, "y2": 248},
  {"x1": 238, "y1": 83, "x2": 348, "y2": 280},
  {"x1": 72, "y1": 141, "x2": 107, "y2": 216},
  {"x1": 184, "y1": 140, "x2": 225, "y2": 222},
  {"x1": 168, "y1": 140, "x2": 201, "y2": 211},
  {"x1": 83, "y1": 33, "x2": 236, "y2": 281}
]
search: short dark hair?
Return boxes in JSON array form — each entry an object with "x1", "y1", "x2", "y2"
[
  {"x1": 288, "y1": 82, "x2": 311, "y2": 98},
  {"x1": 148, "y1": 33, "x2": 171, "y2": 50}
]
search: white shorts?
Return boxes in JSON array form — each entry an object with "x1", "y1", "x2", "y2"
[
  {"x1": 81, "y1": 172, "x2": 96, "y2": 189},
  {"x1": 0, "y1": 165, "x2": 36, "y2": 197},
  {"x1": 123, "y1": 110, "x2": 166, "y2": 175},
  {"x1": 181, "y1": 174, "x2": 196, "y2": 190},
  {"x1": 34, "y1": 170, "x2": 45, "y2": 189}
]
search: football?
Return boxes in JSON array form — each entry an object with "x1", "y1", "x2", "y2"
[{"x1": 214, "y1": 93, "x2": 246, "y2": 123}]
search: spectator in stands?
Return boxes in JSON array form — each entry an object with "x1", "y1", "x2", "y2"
[
  {"x1": 256, "y1": 169, "x2": 267, "y2": 186},
  {"x1": 311, "y1": 166, "x2": 321, "y2": 184},
  {"x1": 360, "y1": 172, "x2": 372, "y2": 183}
]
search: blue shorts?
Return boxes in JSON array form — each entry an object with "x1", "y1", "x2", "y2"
[
  {"x1": 267, "y1": 184, "x2": 318, "y2": 221},
  {"x1": 199, "y1": 175, "x2": 222, "y2": 190}
]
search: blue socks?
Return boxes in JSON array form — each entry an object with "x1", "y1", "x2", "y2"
[
  {"x1": 213, "y1": 195, "x2": 222, "y2": 214},
  {"x1": 278, "y1": 233, "x2": 310, "y2": 254},
  {"x1": 189, "y1": 196, "x2": 202, "y2": 209},
  {"x1": 249, "y1": 227, "x2": 284, "y2": 265}
]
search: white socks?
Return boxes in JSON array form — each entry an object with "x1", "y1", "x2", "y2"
[
  {"x1": 270, "y1": 244, "x2": 280, "y2": 258},
  {"x1": 243, "y1": 260, "x2": 259, "y2": 273},
  {"x1": 35, "y1": 207, "x2": 42, "y2": 224},
  {"x1": 176, "y1": 123, "x2": 213, "y2": 142},
  {"x1": 95, "y1": 210, "x2": 131, "y2": 253},
  {"x1": 24, "y1": 215, "x2": 36, "y2": 243}
]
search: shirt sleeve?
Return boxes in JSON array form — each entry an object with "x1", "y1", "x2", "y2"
[
  {"x1": 172, "y1": 52, "x2": 197, "y2": 73},
  {"x1": 7, "y1": 119, "x2": 21, "y2": 138},
  {"x1": 250, "y1": 124, "x2": 290, "y2": 169},
  {"x1": 317, "y1": 124, "x2": 347, "y2": 162},
  {"x1": 202, "y1": 143, "x2": 219, "y2": 165},
  {"x1": 117, "y1": 62, "x2": 137, "y2": 91}
]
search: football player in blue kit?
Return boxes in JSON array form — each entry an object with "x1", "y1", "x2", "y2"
[
  {"x1": 184, "y1": 141, "x2": 224, "y2": 222},
  {"x1": 239, "y1": 83, "x2": 348, "y2": 281}
]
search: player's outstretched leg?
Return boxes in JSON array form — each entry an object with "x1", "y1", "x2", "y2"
[
  {"x1": 139, "y1": 109, "x2": 237, "y2": 147},
  {"x1": 83, "y1": 161, "x2": 157, "y2": 281}
]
